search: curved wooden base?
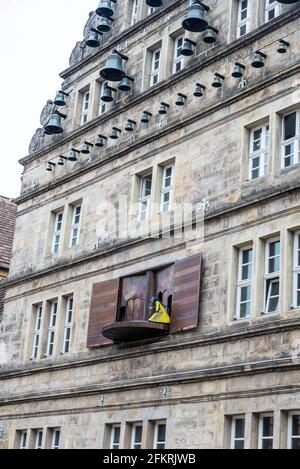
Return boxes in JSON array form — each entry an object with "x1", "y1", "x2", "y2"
[{"x1": 102, "y1": 320, "x2": 170, "y2": 342}]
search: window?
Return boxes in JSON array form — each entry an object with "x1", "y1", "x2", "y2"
[
  {"x1": 288, "y1": 414, "x2": 300, "y2": 449},
  {"x1": 150, "y1": 48, "x2": 161, "y2": 87},
  {"x1": 148, "y1": 6, "x2": 155, "y2": 15},
  {"x1": 35, "y1": 429, "x2": 44, "y2": 450},
  {"x1": 70, "y1": 204, "x2": 82, "y2": 247},
  {"x1": 265, "y1": 0, "x2": 280, "y2": 22},
  {"x1": 62, "y1": 296, "x2": 73, "y2": 354},
  {"x1": 265, "y1": 238, "x2": 280, "y2": 313},
  {"x1": 231, "y1": 416, "x2": 245, "y2": 449},
  {"x1": 80, "y1": 91, "x2": 90, "y2": 125},
  {"x1": 131, "y1": 0, "x2": 139, "y2": 25},
  {"x1": 237, "y1": 0, "x2": 250, "y2": 38},
  {"x1": 160, "y1": 166, "x2": 174, "y2": 213},
  {"x1": 20, "y1": 430, "x2": 28, "y2": 449},
  {"x1": 154, "y1": 421, "x2": 166, "y2": 449},
  {"x1": 32, "y1": 304, "x2": 43, "y2": 360},
  {"x1": 173, "y1": 36, "x2": 184, "y2": 74},
  {"x1": 249, "y1": 125, "x2": 269, "y2": 180},
  {"x1": 51, "y1": 429, "x2": 61, "y2": 449},
  {"x1": 281, "y1": 111, "x2": 300, "y2": 168},
  {"x1": 293, "y1": 232, "x2": 300, "y2": 308},
  {"x1": 110, "y1": 425, "x2": 121, "y2": 449},
  {"x1": 258, "y1": 414, "x2": 274, "y2": 449},
  {"x1": 236, "y1": 247, "x2": 253, "y2": 319},
  {"x1": 98, "y1": 82, "x2": 107, "y2": 116},
  {"x1": 131, "y1": 423, "x2": 143, "y2": 449},
  {"x1": 46, "y1": 301, "x2": 58, "y2": 357},
  {"x1": 139, "y1": 174, "x2": 152, "y2": 221},
  {"x1": 52, "y1": 211, "x2": 63, "y2": 254}
]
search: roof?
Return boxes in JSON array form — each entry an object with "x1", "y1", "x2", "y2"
[{"x1": 0, "y1": 196, "x2": 17, "y2": 269}]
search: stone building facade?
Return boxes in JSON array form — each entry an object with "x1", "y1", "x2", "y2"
[
  {"x1": 0, "y1": 197, "x2": 16, "y2": 319},
  {"x1": 1, "y1": 0, "x2": 300, "y2": 450}
]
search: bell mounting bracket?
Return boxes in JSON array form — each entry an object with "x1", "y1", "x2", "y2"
[
  {"x1": 196, "y1": 83, "x2": 206, "y2": 89},
  {"x1": 143, "y1": 110, "x2": 152, "y2": 116},
  {"x1": 112, "y1": 126, "x2": 121, "y2": 132},
  {"x1": 71, "y1": 148, "x2": 80, "y2": 153},
  {"x1": 98, "y1": 134, "x2": 107, "y2": 140},
  {"x1": 255, "y1": 50, "x2": 267, "y2": 58},
  {"x1": 192, "y1": 1, "x2": 210, "y2": 12},
  {"x1": 104, "y1": 85, "x2": 117, "y2": 92},
  {"x1": 112, "y1": 49, "x2": 129, "y2": 61},
  {"x1": 160, "y1": 102, "x2": 170, "y2": 108},
  {"x1": 234, "y1": 62, "x2": 246, "y2": 69},
  {"x1": 57, "y1": 90, "x2": 69, "y2": 97},
  {"x1": 177, "y1": 93, "x2": 187, "y2": 99},
  {"x1": 279, "y1": 39, "x2": 290, "y2": 47},
  {"x1": 53, "y1": 110, "x2": 67, "y2": 119},
  {"x1": 127, "y1": 119, "x2": 136, "y2": 125},
  {"x1": 59, "y1": 155, "x2": 68, "y2": 160},
  {"x1": 84, "y1": 141, "x2": 94, "y2": 147},
  {"x1": 214, "y1": 73, "x2": 225, "y2": 80},
  {"x1": 48, "y1": 162, "x2": 56, "y2": 167},
  {"x1": 91, "y1": 28, "x2": 103, "y2": 35},
  {"x1": 206, "y1": 26, "x2": 219, "y2": 33},
  {"x1": 123, "y1": 75, "x2": 135, "y2": 82},
  {"x1": 183, "y1": 38, "x2": 197, "y2": 46}
]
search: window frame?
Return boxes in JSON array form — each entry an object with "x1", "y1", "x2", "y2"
[
  {"x1": 237, "y1": 0, "x2": 251, "y2": 38},
  {"x1": 172, "y1": 36, "x2": 184, "y2": 74},
  {"x1": 51, "y1": 428, "x2": 61, "y2": 450},
  {"x1": 235, "y1": 246, "x2": 253, "y2": 320},
  {"x1": 288, "y1": 412, "x2": 300, "y2": 450},
  {"x1": 80, "y1": 90, "x2": 90, "y2": 126},
  {"x1": 35, "y1": 429, "x2": 44, "y2": 450},
  {"x1": 265, "y1": 0, "x2": 281, "y2": 23},
  {"x1": 130, "y1": 0, "x2": 139, "y2": 25},
  {"x1": 160, "y1": 165, "x2": 174, "y2": 213},
  {"x1": 150, "y1": 48, "x2": 161, "y2": 87},
  {"x1": 258, "y1": 413, "x2": 274, "y2": 450},
  {"x1": 153, "y1": 421, "x2": 166, "y2": 449},
  {"x1": 69, "y1": 204, "x2": 82, "y2": 248},
  {"x1": 230, "y1": 416, "x2": 245, "y2": 449},
  {"x1": 249, "y1": 124, "x2": 269, "y2": 180},
  {"x1": 20, "y1": 430, "x2": 28, "y2": 450},
  {"x1": 131, "y1": 423, "x2": 143, "y2": 450},
  {"x1": 264, "y1": 237, "x2": 281, "y2": 314},
  {"x1": 62, "y1": 296, "x2": 73, "y2": 354},
  {"x1": 46, "y1": 301, "x2": 58, "y2": 357},
  {"x1": 293, "y1": 231, "x2": 300, "y2": 308},
  {"x1": 98, "y1": 82, "x2": 107, "y2": 116},
  {"x1": 52, "y1": 211, "x2": 64, "y2": 254},
  {"x1": 31, "y1": 304, "x2": 43, "y2": 360},
  {"x1": 139, "y1": 173, "x2": 153, "y2": 221},
  {"x1": 110, "y1": 424, "x2": 121, "y2": 450},
  {"x1": 281, "y1": 110, "x2": 300, "y2": 168}
]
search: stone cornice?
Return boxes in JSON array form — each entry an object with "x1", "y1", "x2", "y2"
[
  {"x1": 1, "y1": 315, "x2": 300, "y2": 382},
  {"x1": 6, "y1": 177, "x2": 300, "y2": 289},
  {"x1": 17, "y1": 6, "x2": 300, "y2": 171},
  {"x1": 0, "y1": 355, "x2": 300, "y2": 408}
]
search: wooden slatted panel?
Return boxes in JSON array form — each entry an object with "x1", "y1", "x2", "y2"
[
  {"x1": 171, "y1": 254, "x2": 202, "y2": 334},
  {"x1": 86, "y1": 279, "x2": 120, "y2": 348}
]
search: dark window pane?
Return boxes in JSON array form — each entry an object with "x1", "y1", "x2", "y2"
[
  {"x1": 262, "y1": 439, "x2": 273, "y2": 450},
  {"x1": 291, "y1": 438, "x2": 300, "y2": 450},
  {"x1": 234, "y1": 440, "x2": 244, "y2": 450},
  {"x1": 157, "y1": 424, "x2": 166, "y2": 442},
  {"x1": 293, "y1": 416, "x2": 300, "y2": 436},
  {"x1": 263, "y1": 417, "x2": 273, "y2": 437},
  {"x1": 284, "y1": 113, "x2": 296, "y2": 140},
  {"x1": 235, "y1": 419, "x2": 245, "y2": 439}
]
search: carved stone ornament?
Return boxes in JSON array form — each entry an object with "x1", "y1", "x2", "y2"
[
  {"x1": 69, "y1": 41, "x2": 85, "y2": 66},
  {"x1": 83, "y1": 11, "x2": 98, "y2": 39},
  {"x1": 40, "y1": 100, "x2": 55, "y2": 127},
  {"x1": 28, "y1": 128, "x2": 45, "y2": 155}
]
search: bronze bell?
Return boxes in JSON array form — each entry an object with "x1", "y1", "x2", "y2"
[
  {"x1": 46, "y1": 162, "x2": 56, "y2": 172},
  {"x1": 95, "y1": 135, "x2": 107, "y2": 148},
  {"x1": 68, "y1": 149, "x2": 80, "y2": 162},
  {"x1": 81, "y1": 142, "x2": 94, "y2": 155},
  {"x1": 110, "y1": 127, "x2": 121, "y2": 139},
  {"x1": 277, "y1": 39, "x2": 290, "y2": 54},
  {"x1": 194, "y1": 83, "x2": 205, "y2": 97},
  {"x1": 101, "y1": 85, "x2": 116, "y2": 103},
  {"x1": 97, "y1": 16, "x2": 114, "y2": 33},
  {"x1": 96, "y1": 0, "x2": 115, "y2": 18},
  {"x1": 181, "y1": 38, "x2": 196, "y2": 57},
  {"x1": 232, "y1": 62, "x2": 246, "y2": 78},
  {"x1": 203, "y1": 26, "x2": 219, "y2": 44},
  {"x1": 54, "y1": 91, "x2": 69, "y2": 107},
  {"x1": 119, "y1": 76, "x2": 134, "y2": 92},
  {"x1": 141, "y1": 111, "x2": 152, "y2": 124},
  {"x1": 175, "y1": 93, "x2": 187, "y2": 106},
  {"x1": 86, "y1": 29, "x2": 102, "y2": 48},
  {"x1": 212, "y1": 73, "x2": 225, "y2": 88},
  {"x1": 44, "y1": 110, "x2": 66, "y2": 135},
  {"x1": 125, "y1": 119, "x2": 136, "y2": 132},
  {"x1": 100, "y1": 50, "x2": 128, "y2": 82},
  {"x1": 57, "y1": 155, "x2": 67, "y2": 166},
  {"x1": 182, "y1": 2, "x2": 209, "y2": 33},
  {"x1": 146, "y1": 0, "x2": 163, "y2": 6},
  {"x1": 251, "y1": 51, "x2": 267, "y2": 68},
  {"x1": 159, "y1": 102, "x2": 170, "y2": 115}
]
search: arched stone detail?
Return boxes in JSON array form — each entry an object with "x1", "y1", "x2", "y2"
[
  {"x1": 40, "y1": 100, "x2": 55, "y2": 127},
  {"x1": 28, "y1": 128, "x2": 45, "y2": 155},
  {"x1": 69, "y1": 41, "x2": 85, "y2": 66}
]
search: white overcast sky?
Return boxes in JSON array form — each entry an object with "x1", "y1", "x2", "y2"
[{"x1": 0, "y1": 0, "x2": 97, "y2": 199}]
